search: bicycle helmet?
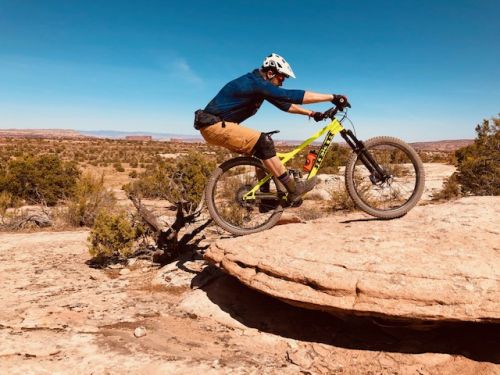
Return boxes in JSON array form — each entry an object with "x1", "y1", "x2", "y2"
[{"x1": 262, "y1": 53, "x2": 296, "y2": 79}]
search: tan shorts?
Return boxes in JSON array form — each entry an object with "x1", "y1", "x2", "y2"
[{"x1": 200, "y1": 121, "x2": 261, "y2": 155}]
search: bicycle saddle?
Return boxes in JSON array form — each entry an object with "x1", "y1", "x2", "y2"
[{"x1": 265, "y1": 130, "x2": 280, "y2": 137}]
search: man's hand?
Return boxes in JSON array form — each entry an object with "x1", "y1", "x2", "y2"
[
  {"x1": 331, "y1": 94, "x2": 351, "y2": 108},
  {"x1": 310, "y1": 111, "x2": 326, "y2": 122}
]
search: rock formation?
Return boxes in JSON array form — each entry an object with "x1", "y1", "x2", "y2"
[{"x1": 205, "y1": 197, "x2": 500, "y2": 323}]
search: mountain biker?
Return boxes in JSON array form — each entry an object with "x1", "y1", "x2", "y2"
[{"x1": 194, "y1": 53, "x2": 349, "y2": 204}]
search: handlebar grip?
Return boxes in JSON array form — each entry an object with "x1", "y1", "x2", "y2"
[{"x1": 322, "y1": 102, "x2": 349, "y2": 120}]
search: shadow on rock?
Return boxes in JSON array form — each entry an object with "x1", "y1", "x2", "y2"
[
  {"x1": 340, "y1": 216, "x2": 395, "y2": 224},
  {"x1": 199, "y1": 269, "x2": 500, "y2": 364}
]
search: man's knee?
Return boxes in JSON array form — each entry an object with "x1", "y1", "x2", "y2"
[{"x1": 252, "y1": 133, "x2": 276, "y2": 159}]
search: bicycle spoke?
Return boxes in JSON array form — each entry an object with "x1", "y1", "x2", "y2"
[
  {"x1": 211, "y1": 161, "x2": 282, "y2": 231},
  {"x1": 352, "y1": 145, "x2": 419, "y2": 212}
]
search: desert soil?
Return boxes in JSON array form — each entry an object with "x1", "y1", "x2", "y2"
[{"x1": 0, "y1": 163, "x2": 499, "y2": 374}]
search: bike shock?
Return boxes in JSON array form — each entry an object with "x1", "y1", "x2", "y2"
[{"x1": 340, "y1": 129, "x2": 387, "y2": 182}]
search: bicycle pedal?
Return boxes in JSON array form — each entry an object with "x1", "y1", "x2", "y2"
[{"x1": 290, "y1": 198, "x2": 303, "y2": 207}]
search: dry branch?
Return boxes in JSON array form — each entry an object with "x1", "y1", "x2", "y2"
[{"x1": 127, "y1": 192, "x2": 209, "y2": 264}]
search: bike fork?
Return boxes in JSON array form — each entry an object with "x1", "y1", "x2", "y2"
[{"x1": 340, "y1": 129, "x2": 387, "y2": 183}]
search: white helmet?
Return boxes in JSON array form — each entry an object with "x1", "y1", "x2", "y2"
[{"x1": 262, "y1": 53, "x2": 296, "y2": 79}]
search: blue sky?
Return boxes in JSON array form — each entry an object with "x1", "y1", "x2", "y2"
[{"x1": 0, "y1": 0, "x2": 498, "y2": 141}]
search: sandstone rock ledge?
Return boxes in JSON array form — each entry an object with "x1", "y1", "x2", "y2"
[{"x1": 205, "y1": 197, "x2": 500, "y2": 323}]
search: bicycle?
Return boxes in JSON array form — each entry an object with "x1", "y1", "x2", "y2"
[{"x1": 205, "y1": 104, "x2": 425, "y2": 236}]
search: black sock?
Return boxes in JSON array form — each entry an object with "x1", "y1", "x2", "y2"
[{"x1": 278, "y1": 171, "x2": 291, "y2": 184}]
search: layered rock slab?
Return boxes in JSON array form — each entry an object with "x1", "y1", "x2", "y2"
[{"x1": 205, "y1": 197, "x2": 500, "y2": 323}]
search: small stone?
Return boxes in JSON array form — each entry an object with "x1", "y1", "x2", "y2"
[
  {"x1": 134, "y1": 326, "x2": 147, "y2": 338},
  {"x1": 119, "y1": 268, "x2": 131, "y2": 276}
]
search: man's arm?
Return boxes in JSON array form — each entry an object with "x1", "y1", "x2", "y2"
[
  {"x1": 269, "y1": 91, "x2": 348, "y2": 117},
  {"x1": 291, "y1": 92, "x2": 350, "y2": 117},
  {"x1": 287, "y1": 103, "x2": 315, "y2": 117},
  {"x1": 302, "y1": 92, "x2": 334, "y2": 104}
]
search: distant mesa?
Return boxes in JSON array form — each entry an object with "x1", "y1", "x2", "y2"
[
  {"x1": 125, "y1": 135, "x2": 152, "y2": 141},
  {"x1": 0, "y1": 129, "x2": 88, "y2": 139},
  {"x1": 78, "y1": 129, "x2": 201, "y2": 141},
  {"x1": 0, "y1": 128, "x2": 473, "y2": 150},
  {"x1": 0, "y1": 128, "x2": 201, "y2": 141}
]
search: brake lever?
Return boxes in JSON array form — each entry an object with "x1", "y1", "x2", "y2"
[{"x1": 323, "y1": 106, "x2": 339, "y2": 120}]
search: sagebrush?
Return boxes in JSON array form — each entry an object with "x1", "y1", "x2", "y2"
[
  {"x1": 0, "y1": 154, "x2": 79, "y2": 206},
  {"x1": 66, "y1": 172, "x2": 116, "y2": 227},
  {"x1": 88, "y1": 210, "x2": 140, "y2": 259},
  {"x1": 129, "y1": 152, "x2": 215, "y2": 210},
  {"x1": 455, "y1": 116, "x2": 499, "y2": 196}
]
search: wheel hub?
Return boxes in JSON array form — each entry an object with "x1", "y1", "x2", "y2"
[{"x1": 235, "y1": 185, "x2": 255, "y2": 208}]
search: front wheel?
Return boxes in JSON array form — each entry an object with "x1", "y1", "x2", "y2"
[
  {"x1": 205, "y1": 157, "x2": 284, "y2": 236},
  {"x1": 345, "y1": 136, "x2": 425, "y2": 219}
]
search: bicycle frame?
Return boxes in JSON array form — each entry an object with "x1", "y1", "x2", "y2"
[{"x1": 242, "y1": 118, "x2": 345, "y2": 200}]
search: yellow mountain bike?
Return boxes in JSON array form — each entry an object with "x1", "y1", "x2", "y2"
[{"x1": 205, "y1": 105, "x2": 425, "y2": 236}]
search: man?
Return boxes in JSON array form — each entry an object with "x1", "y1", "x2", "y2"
[{"x1": 195, "y1": 53, "x2": 349, "y2": 203}]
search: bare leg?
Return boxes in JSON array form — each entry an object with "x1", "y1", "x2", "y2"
[
  {"x1": 262, "y1": 156, "x2": 286, "y2": 177},
  {"x1": 256, "y1": 157, "x2": 285, "y2": 192},
  {"x1": 262, "y1": 155, "x2": 317, "y2": 203}
]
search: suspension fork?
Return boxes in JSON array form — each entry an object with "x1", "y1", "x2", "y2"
[{"x1": 340, "y1": 129, "x2": 387, "y2": 182}]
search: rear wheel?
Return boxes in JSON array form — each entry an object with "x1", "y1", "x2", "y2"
[
  {"x1": 345, "y1": 136, "x2": 425, "y2": 218},
  {"x1": 205, "y1": 157, "x2": 283, "y2": 236}
]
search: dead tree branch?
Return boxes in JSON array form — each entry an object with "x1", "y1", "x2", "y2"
[
  {"x1": 128, "y1": 193, "x2": 164, "y2": 232},
  {"x1": 128, "y1": 192, "x2": 210, "y2": 264}
]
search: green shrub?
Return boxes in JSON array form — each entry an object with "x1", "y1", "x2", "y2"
[
  {"x1": 330, "y1": 186, "x2": 357, "y2": 211},
  {"x1": 66, "y1": 172, "x2": 116, "y2": 227},
  {"x1": 0, "y1": 154, "x2": 80, "y2": 206},
  {"x1": 431, "y1": 173, "x2": 462, "y2": 201},
  {"x1": 455, "y1": 116, "x2": 499, "y2": 196},
  {"x1": 88, "y1": 210, "x2": 137, "y2": 258},
  {"x1": 285, "y1": 144, "x2": 349, "y2": 174},
  {"x1": 0, "y1": 191, "x2": 17, "y2": 218},
  {"x1": 130, "y1": 152, "x2": 215, "y2": 209},
  {"x1": 113, "y1": 162, "x2": 125, "y2": 172},
  {"x1": 320, "y1": 144, "x2": 350, "y2": 172}
]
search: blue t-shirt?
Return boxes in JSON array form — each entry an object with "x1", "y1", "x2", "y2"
[{"x1": 204, "y1": 69, "x2": 305, "y2": 124}]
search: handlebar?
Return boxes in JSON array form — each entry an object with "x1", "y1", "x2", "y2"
[
  {"x1": 322, "y1": 104, "x2": 346, "y2": 120},
  {"x1": 322, "y1": 96, "x2": 351, "y2": 120}
]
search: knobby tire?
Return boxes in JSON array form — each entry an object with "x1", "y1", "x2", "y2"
[
  {"x1": 205, "y1": 157, "x2": 283, "y2": 236},
  {"x1": 345, "y1": 136, "x2": 425, "y2": 219}
]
